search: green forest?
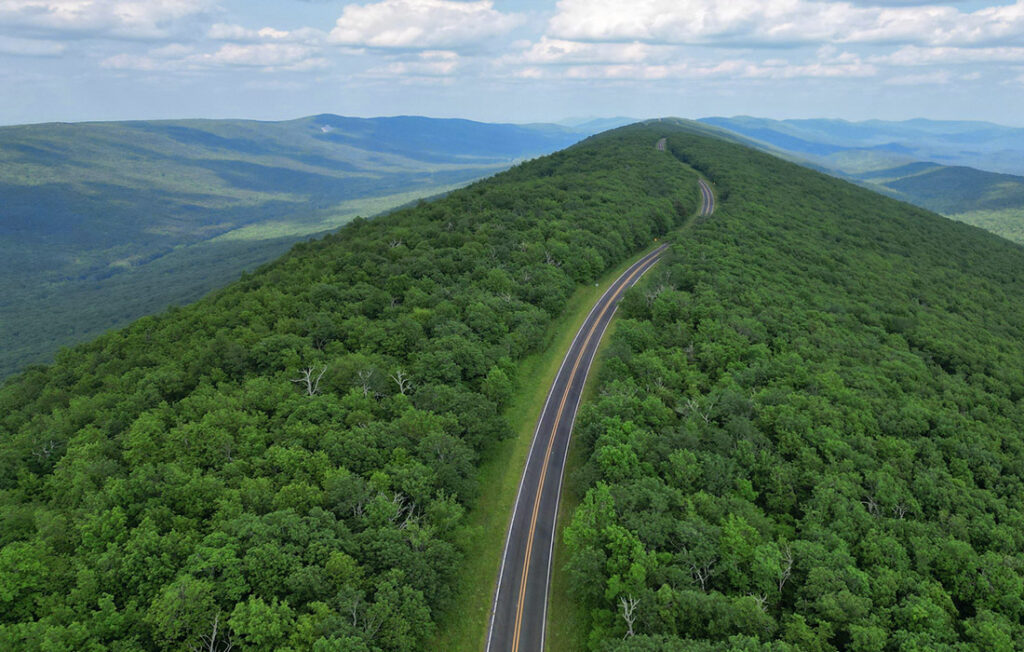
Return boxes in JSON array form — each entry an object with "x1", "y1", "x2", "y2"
[
  {"x1": 0, "y1": 128, "x2": 697, "y2": 650},
  {"x1": 562, "y1": 128, "x2": 1024, "y2": 650}
]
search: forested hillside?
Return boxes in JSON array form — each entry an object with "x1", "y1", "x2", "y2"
[
  {"x1": 0, "y1": 128, "x2": 697, "y2": 650},
  {"x1": 562, "y1": 124, "x2": 1024, "y2": 650},
  {"x1": 0, "y1": 114, "x2": 584, "y2": 377}
]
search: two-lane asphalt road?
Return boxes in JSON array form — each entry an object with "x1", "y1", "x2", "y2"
[
  {"x1": 485, "y1": 243, "x2": 669, "y2": 652},
  {"x1": 698, "y1": 178, "x2": 715, "y2": 216}
]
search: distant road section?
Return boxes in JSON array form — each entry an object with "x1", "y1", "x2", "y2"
[
  {"x1": 699, "y1": 178, "x2": 715, "y2": 216},
  {"x1": 486, "y1": 244, "x2": 668, "y2": 652}
]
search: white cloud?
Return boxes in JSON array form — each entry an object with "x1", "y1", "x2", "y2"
[
  {"x1": 198, "y1": 43, "x2": 322, "y2": 68},
  {"x1": 207, "y1": 23, "x2": 325, "y2": 45},
  {"x1": 329, "y1": 0, "x2": 523, "y2": 49},
  {"x1": 0, "y1": 0, "x2": 213, "y2": 39},
  {"x1": 511, "y1": 53, "x2": 875, "y2": 82},
  {"x1": 369, "y1": 49, "x2": 460, "y2": 76},
  {"x1": 101, "y1": 42, "x2": 327, "y2": 72},
  {"x1": 884, "y1": 69, "x2": 952, "y2": 84},
  {"x1": 880, "y1": 44, "x2": 1024, "y2": 65},
  {"x1": 0, "y1": 34, "x2": 66, "y2": 55},
  {"x1": 547, "y1": 0, "x2": 1024, "y2": 48},
  {"x1": 510, "y1": 37, "x2": 661, "y2": 65}
]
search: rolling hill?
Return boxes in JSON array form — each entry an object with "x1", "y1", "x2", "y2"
[{"x1": 0, "y1": 115, "x2": 586, "y2": 377}]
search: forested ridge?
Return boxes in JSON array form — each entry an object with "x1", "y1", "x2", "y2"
[
  {"x1": 0, "y1": 127, "x2": 697, "y2": 650},
  {"x1": 563, "y1": 125, "x2": 1024, "y2": 650}
]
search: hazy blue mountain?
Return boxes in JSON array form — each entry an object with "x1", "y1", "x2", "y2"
[
  {"x1": 0, "y1": 115, "x2": 586, "y2": 377},
  {"x1": 700, "y1": 116, "x2": 1024, "y2": 175}
]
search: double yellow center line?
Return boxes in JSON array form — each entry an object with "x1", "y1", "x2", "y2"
[{"x1": 509, "y1": 247, "x2": 664, "y2": 652}]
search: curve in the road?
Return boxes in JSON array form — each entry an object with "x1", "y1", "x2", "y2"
[
  {"x1": 486, "y1": 175, "x2": 716, "y2": 652},
  {"x1": 485, "y1": 244, "x2": 667, "y2": 652},
  {"x1": 698, "y1": 178, "x2": 715, "y2": 216}
]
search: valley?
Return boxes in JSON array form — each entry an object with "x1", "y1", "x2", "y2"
[{"x1": 0, "y1": 115, "x2": 586, "y2": 377}]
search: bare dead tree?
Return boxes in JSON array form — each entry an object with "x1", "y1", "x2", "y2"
[
  {"x1": 620, "y1": 595, "x2": 639, "y2": 638},
  {"x1": 544, "y1": 250, "x2": 561, "y2": 267},
  {"x1": 683, "y1": 397, "x2": 714, "y2": 424},
  {"x1": 356, "y1": 369, "x2": 375, "y2": 397},
  {"x1": 892, "y1": 503, "x2": 910, "y2": 519},
  {"x1": 778, "y1": 543, "x2": 794, "y2": 593},
  {"x1": 749, "y1": 593, "x2": 769, "y2": 613},
  {"x1": 690, "y1": 558, "x2": 717, "y2": 592},
  {"x1": 389, "y1": 239, "x2": 403, "y2": 248},
  {"x1": 189, "y1": 614, "x2": 232, "y2": 652},
  {"x1": 291, "y1": 366, "x2": 326, "y2": 396},
  {"x1": 349, "y1": 593, "x2": 363, "y2": 627},
  {"x1": 391, "y1": 369, "x2": 413, "y2": 395},
  {"x1": 861, "y1": 495, "x2": 880, "y2": 516},
  {"x1": 684, "y1": 343, "x2": 695, "y2": 361},
  {"x1": 32, "y1": 439, "x2": 59, "y2": 461}
]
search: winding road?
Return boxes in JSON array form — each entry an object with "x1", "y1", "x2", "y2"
[
  {"x1": 485, "y1": 155, "x2": 716, "y2": 651},
  {"x1": 485, "y1": 243, "x2": 669, "y2": 652}
]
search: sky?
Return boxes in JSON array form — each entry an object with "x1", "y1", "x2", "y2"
[{"x1": 1, "y1": 0, "x2": 1024, "y2": 126}]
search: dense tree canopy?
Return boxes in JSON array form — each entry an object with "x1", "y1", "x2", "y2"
[
  {"x1": 0, "y1": 128, "x2": 698, "y2": 650},
  {"x1": 563, "y1": 128, "x2": 1024, "y2": 650}
]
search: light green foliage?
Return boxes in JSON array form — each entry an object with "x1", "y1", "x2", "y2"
[
  {"x1": 949, "y1": 208, "x2": 1024, "y2": 245},
  {"x1": 0, "y1": 127, "x2": 698, "y2": 650},
  {"x1": 564, "y1": 128, "x2": 1024, "y2": 649}
]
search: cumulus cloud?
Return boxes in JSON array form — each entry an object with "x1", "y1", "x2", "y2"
[
  {"x1": 546, "y1": 0, "x2": 1024, "y2": 48},
  {"x1": 329, "y1": 0, "x2": 523, "y2": 49},
  {"x1": 0, "y1": 0, "x2": 213, "y2": 39},
  {"x1": 509, "y1": 37, "x2": 662, "y2": 65}
]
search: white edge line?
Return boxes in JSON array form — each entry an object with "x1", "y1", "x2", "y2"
[
  {"x1": 538, "y1": 247, "x2": 667, "y2": 651},
  {"x1": 483, "y1": 247, "x2": 651, "y2": 646}
]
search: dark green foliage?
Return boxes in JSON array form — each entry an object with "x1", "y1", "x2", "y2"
[
  {"x1": 0, "y1": 128, "x2": 696, "y2": 650},
  {"x1": 565, "y1": 126, "x2": 1024, "y2": 649}
]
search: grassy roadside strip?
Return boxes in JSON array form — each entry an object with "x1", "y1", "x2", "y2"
[{"x1": 431, "y1": 244, "x2": 668, "y2": 652}]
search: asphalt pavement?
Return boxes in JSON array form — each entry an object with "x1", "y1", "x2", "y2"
[{"x1": 485, "y1": 243, "x2": 669, "y2": 652}]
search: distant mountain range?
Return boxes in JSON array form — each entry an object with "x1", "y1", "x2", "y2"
[
  {"x1": 699, "y1": 115, "x2": 1024, "y2": 176},
  {"x1": 0, "y1": 115, "x2": 590, "y2": 377},
  {"x1": 6, "y1": 112, "x2": 1024, "y2": 378},
  {"x1": 691, "y1": 116, "x2": 1024, "y2": 248}
]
